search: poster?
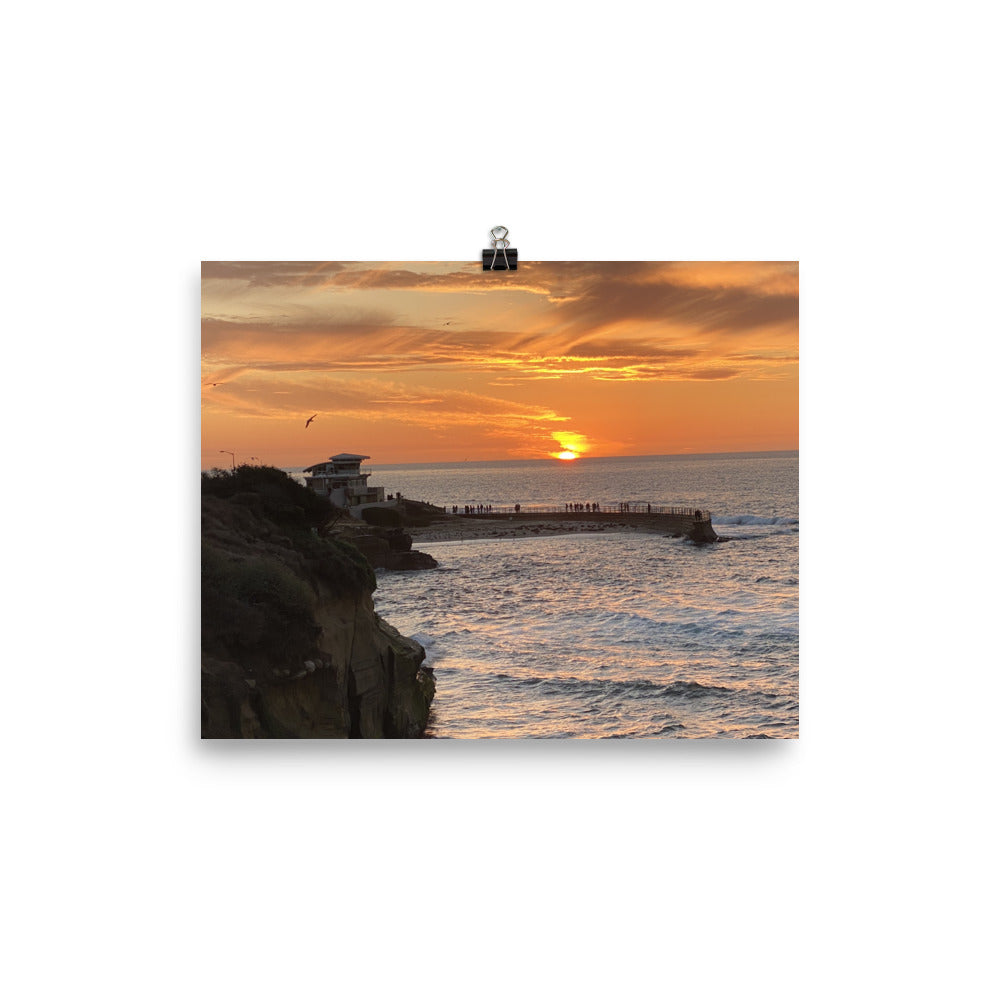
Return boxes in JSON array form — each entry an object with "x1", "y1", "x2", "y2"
[{"x1": 202, "y1": 261, "x2": 798, "y2": 738}]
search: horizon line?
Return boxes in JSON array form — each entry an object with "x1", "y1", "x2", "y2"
[{"x1": 201, "y1": 448, "x2": 798, "y2": 472}]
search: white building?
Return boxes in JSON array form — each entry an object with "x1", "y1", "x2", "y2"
[{"x1": 302, "y1": 453, "x2": 385, "y2": 508}]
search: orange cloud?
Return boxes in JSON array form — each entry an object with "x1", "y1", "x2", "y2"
[{"x1": 202, "y1": 261, "x2": 798, "y2": 466}]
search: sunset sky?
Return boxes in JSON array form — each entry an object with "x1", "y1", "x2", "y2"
[{"x1": 201, "y1": 261, "x2": 798, "y2": 468}]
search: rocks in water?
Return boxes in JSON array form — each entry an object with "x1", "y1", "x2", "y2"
[
  {"x1": 386, "y1": 529, "x2": 412, "y2": 552},
  {"x1": 326, "y1": 524, "x2": 437, "y2": 572},
  {"x1": 386, "y1": 550, "x2": 438, "y2": 571}
]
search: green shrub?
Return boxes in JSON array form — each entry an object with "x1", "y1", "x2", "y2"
[{"x1": 202, "y1": 465, "x2": 332, "y2": 531}]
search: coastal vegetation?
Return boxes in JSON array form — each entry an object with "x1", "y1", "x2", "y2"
[
  {"x1": 201, "y1": 466, "x2": 434, "y2": 738},
  {"x1": 202, "y1": 463, "x2": 342, "y2": 533}
]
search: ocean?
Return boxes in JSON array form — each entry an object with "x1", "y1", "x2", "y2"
[{"x1": 358, "y1": 452, "x2": 797, "y2": 738}]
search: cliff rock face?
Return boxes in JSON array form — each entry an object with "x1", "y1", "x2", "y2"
[
  {"x1": 201, "y1": 487, "x2": 435, "y2": 738},
  {"x1": 202, "y1": 589, "x2": 433, "y2": 738}
]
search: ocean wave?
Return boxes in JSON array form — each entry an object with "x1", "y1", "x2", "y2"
[
  {"x1": 713, "y1": 514, "x2": 798, "y2": 526},
  {"x1": 716, "y1": 528, "x2": 799, "y2": 543},
  {"x1": 601, "y1": 721, "x2": 687, "y2": 738},
  {"x1": 409, "y1": 632, "x2": 440, "y2": 665},
  {"x1": 491, "y1": 672, "x2": 732, "y2": 701}
]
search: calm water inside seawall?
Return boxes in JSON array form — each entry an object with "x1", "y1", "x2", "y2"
[{"x1": 371, "y1": 453, "x2": 798, "y2": 739}]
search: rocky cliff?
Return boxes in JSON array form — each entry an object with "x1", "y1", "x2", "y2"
[{"x1": 201, "y1": 468, "x2": 435, "y2": 738}]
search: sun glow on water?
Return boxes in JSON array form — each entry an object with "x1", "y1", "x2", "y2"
[{"x1": 556, "y1": 450, "x2": 579, "y2": 461}]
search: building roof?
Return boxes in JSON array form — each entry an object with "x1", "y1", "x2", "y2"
[{"x1": 302, "y1": 453, "x2": 371, "y2": 474}]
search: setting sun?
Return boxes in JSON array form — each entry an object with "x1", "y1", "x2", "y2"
[
  {"x1": 202, "y1": 261, "x2": 798, "y2": 466},
  {"x1": 548, "y1": 431, "x2": 590, "y2": 463}
]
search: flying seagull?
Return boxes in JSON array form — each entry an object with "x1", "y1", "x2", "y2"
[{"x1": 305, "y1": 414, "x2": 317, "y2": 428}]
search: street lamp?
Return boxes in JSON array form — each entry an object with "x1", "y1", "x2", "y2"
[{"x1": 219, "y1": 450, "x2": 235, "y2": 469}]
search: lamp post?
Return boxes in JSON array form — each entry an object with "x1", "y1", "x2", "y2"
[{"x1": 219, "y1": 450, "x2": 235, "y2": 469}]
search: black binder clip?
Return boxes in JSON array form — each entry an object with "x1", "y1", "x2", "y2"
[{"x1": 483, "y1": 226, "x2": 517, "y2": 271}]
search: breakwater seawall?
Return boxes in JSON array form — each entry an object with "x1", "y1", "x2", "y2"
[{"x1": 449, "y1": 508, "x2": 719, "y2": 544}]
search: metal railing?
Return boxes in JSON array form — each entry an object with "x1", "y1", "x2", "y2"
[{"x1": 448, "y1": 503, "x2": 711, "y2": 520}]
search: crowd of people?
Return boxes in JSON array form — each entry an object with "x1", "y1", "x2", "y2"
[
  {"x1": 449, "y1": 501, "x2": 659, "y2": 515},
  {"x1": 453, "y1": 504, "x2": 521, "y2": 515},
  {"x1": 442, "y1": 501, "x2": 706, "y2": 521},
  {"x1": 446, "y1": 502, "x2": 706, "y2": 520}
]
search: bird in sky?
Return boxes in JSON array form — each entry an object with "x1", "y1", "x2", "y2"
[
  {"x1": 305, "y1": 414, "x2": 317, "y2": 428},
  {"x1": 204, "y1": 382, "x2": 224, "y2": 387}
]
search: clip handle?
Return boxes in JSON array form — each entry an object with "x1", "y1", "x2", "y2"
[{"x1": 483, "y1": 226, "x2": 517, "y2": 271}]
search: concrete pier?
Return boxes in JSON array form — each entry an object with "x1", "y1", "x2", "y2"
[{"x1": 453, "y1": 508, "x2": 719, "y2": 544}]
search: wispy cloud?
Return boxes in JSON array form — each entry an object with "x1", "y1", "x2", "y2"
[
  {"x1": 201, "y1": 261, "x2": 349, "y2": 287},
  {"x1": 201, "y1": 260, "x2": 798, "y2": 462},
  {"x1": 203, "y1": 372, "x2": 567, "y2": 435}
]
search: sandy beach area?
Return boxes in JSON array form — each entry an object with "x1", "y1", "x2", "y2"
[{"x1": 407, "y1": 516, "x2": 662, "y2": 544}]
